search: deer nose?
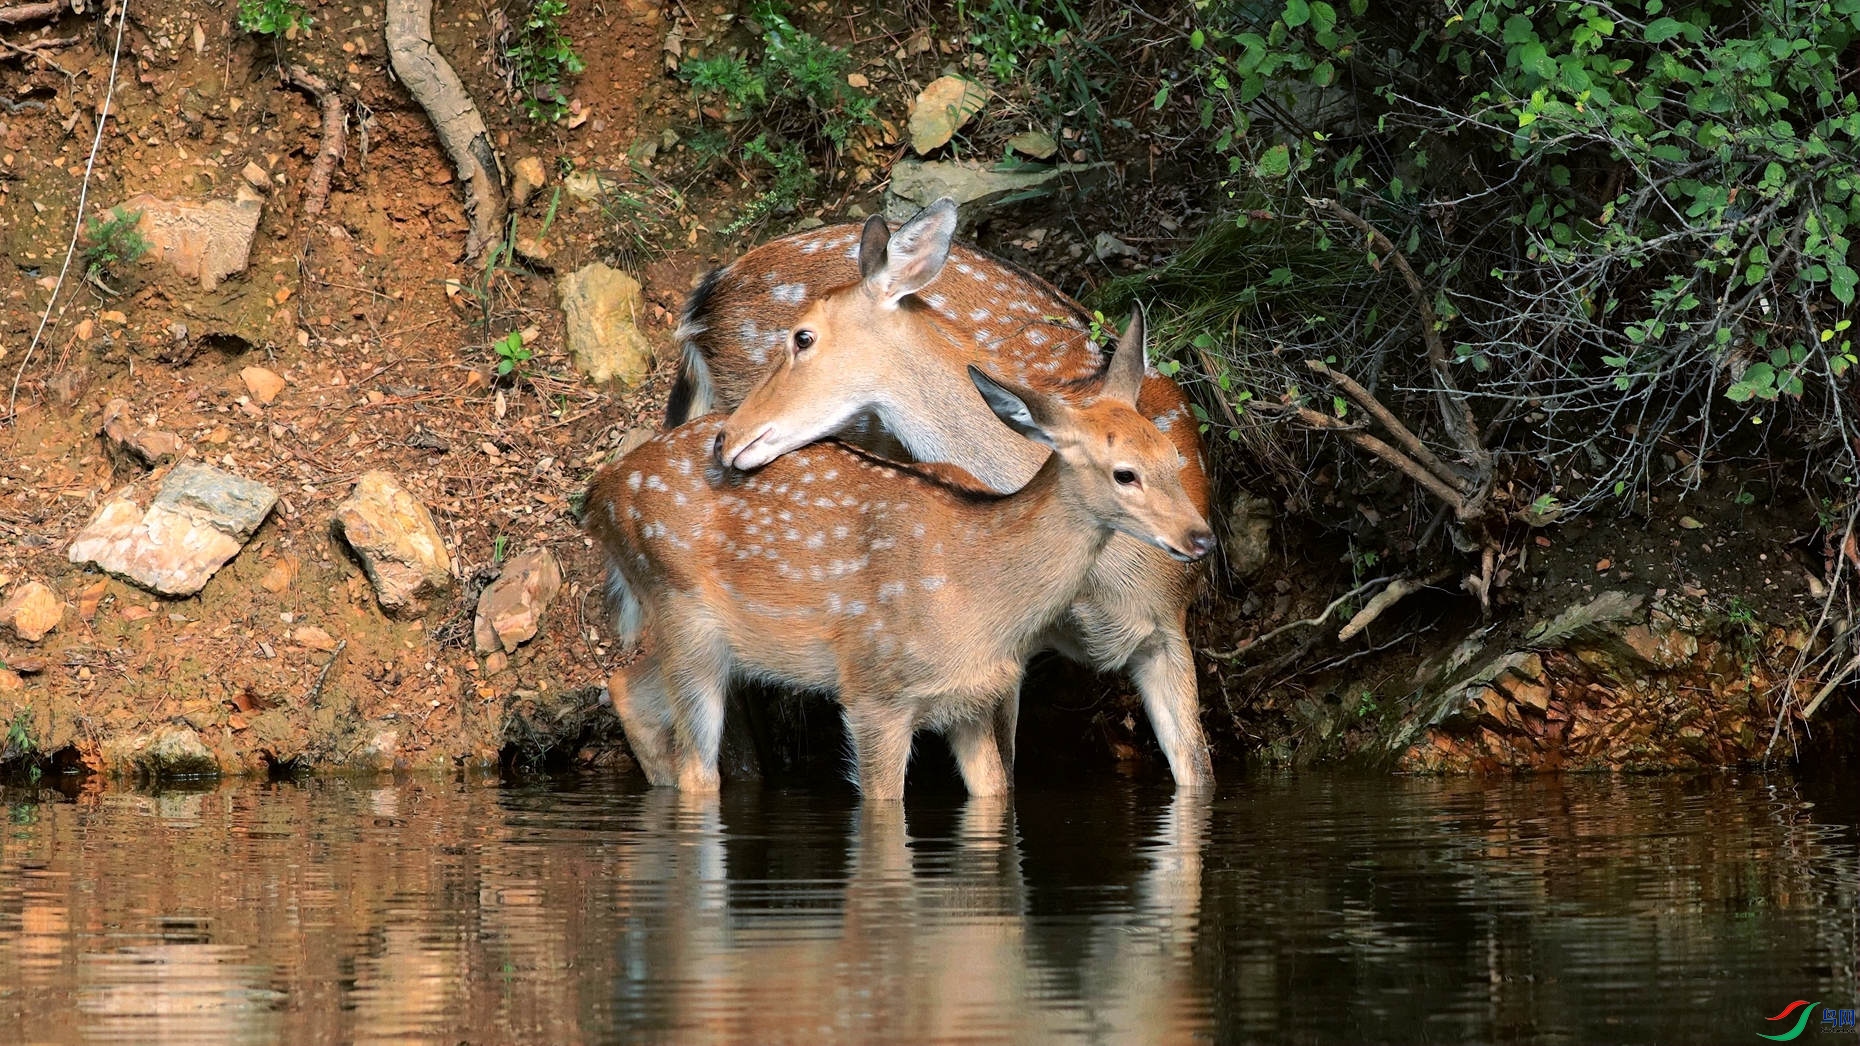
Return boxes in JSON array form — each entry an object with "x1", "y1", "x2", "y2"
[{"x1": 1186, "y1": 530, "x2": 1216, "y2": 560}]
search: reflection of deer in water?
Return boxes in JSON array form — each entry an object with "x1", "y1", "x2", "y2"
[{"x1": 603, "y1": 793, "x2": 1213, "y2": 1043}]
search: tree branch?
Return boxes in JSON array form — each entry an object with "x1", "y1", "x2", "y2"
[
  {"x1": 1306, "y1": 358, "x2": 1468, "y2": 491},
  {"x1": 283, "y1": 65, "x2": 346, "y2": 216},
  {"x1": 385, "y1": 0, "x2": 505, "y2": 259}
]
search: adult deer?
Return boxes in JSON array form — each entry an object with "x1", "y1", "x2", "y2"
[
  {"x1": 671, "y1": 198, "x2": 1217, "y2": 789},
  {"x1": 586, "y1": 314, "x2": 1213, "y2": 799}
]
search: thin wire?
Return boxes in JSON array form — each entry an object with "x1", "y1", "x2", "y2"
[{"x1": 7, "y1": 0, "x2": 131, "y2": 422}]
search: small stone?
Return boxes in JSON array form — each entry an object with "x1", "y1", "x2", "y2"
[
  {"x1": 615, "y1": 426, "x2": 655, "y2": 459},
  {"x1": 473, "y1": 548, "x2": 563, "y2": 654},
  {"x1": 67, "y1": 463, "x2": 277, "y2": 597},
  {"x1": 885, "y1": 159, "x2": 1111, "y2": 227},
  {"x1": 241, "y1": 161, "x2": 268, "y2": 189},
  {"x1": 511, "y1": 155, "x2": 547, "y2": 208},
  {"x1": 332, "y1": 471, "x2": 453, "y2": 618},
  {"x1": 241, "y1": 365, "x2": 286, "y2": 404},
  {"x1": 1, "y1": 581, "x2": 62, "y2": 642},
  {"x1": 0, "y1": 671, "x2": 20, "y2": 692},
  {"x1": 558, "y1": 262, "x2": 653, "y2": 389},
  {"x1": 1004, "y1": 130, "x2": 1058, "y2": 160},
  {"x1": 76, "y1": 579, "x2": 108, "y2": 621},
  {"x1": 291, "y1": 625, "x2": 339, "y2": 652},
  {"x1": 1093, "y1": 232, "x2": 1140, "y2": 260},
  {"x1": 259, "y1": 556, "x2": 298, "y2": 593},
  {"x1": 483, "y1": 650, "x2": 509, "y2": 675},
  {"x1": 101, "y1": 398, "x2": 184, "y2": 468},
  {"x1": 1679, "y1": 516, "x2": 1703, "y2": 530},
  {"x1": 908, "y1": 75, "x2": 989, "y2": 155}
]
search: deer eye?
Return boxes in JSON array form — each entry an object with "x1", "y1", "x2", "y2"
[
  {"x1": 1114, "y1": 468, "x2": 1140, "y2": 487},
  {"x1": 793, "y1": 328, "x2": 817, "y2": 353}
]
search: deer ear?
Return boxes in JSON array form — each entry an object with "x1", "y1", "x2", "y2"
[
  {"x1": 865, "y1": 198, "x2": 957, "y2": 304},
  {"x1": 970, "y1": 365, "x2": 1058, "y2": 449},
  {"x1": 1101, "y1": 303, "x2": 1147, "y2": 407},
  {"x1": 856, "y1": 213, "x2": 891, "y2": 282}
]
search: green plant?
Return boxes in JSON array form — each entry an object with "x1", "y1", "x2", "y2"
[
  {"x1": 492, "y1": 534, "x2": 509, "y2": 563},
  {"x1": 722, "y1": 134, "x2": 816, "y2": 234},
  {"x1": 678, "y1": 54, "x2": 766, "y2": 114},
  {"x1": 960, "y1": 0, "x2": 1105, "y2": 147},
  {"x1": 80, "y1": 208, "x2": 149, "y2": 287},
  {"x1": 507, "y1": 0, "x2": 586, "y2": 122},
  {"x1": 4, "y1": 710, "x2": 31, "y2": 756},
  {"x1": 236, "y1": 0, "x2": 311, "y2": 36},
  {"x1": 493, "y1": 330, "x2": 532, "y2": 377}
]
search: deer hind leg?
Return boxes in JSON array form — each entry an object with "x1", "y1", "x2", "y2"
[
  {"x1": 660, "y1": 610, "x2": 732, "y2": 794},
  {"x1": 843, "y1": 704, "x2": 916, "y2": 801},
  {"x1": 608, "y1": 658, "x2": 677, "y2": 787}
]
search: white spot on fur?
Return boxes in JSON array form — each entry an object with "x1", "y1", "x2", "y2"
[
  {"x1": 771, "y1": 282, "x2": 808, "y2": 304},
  {"x1": 877, "y1": 581, "x2": 905, "y2": 603},
  {"x1": 627, "y1": 471, "x2": 642, "y2": 491},
  {"x1": 920, "y1": 576, "x2": 947, "y2": 591}
]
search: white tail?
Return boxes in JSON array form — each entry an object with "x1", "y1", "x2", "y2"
[
  {"x1": 680, "y1": 199, "x2": 1217, "y2": 789},
  {"x1": 587, "y1": 316, "x2": 1213, "y2": 799}
]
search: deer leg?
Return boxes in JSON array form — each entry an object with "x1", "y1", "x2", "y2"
[
  {"x1": 845, "y1": 705, "x2": 916, "y2": 801},
  {"x1": 608, "y1": 660, "x2": 676, "y2": 787},
  {"x1": 662, "y1": 626, "x2": 731, "y2": 794},
  {"x1": 991, "y1": 690, "x2": 1019, "y2": 784},
  {"x1": 1129, "y1": 627, "x2": 1215, "y2": 791},
  {"x1": 949, "y1": 701, "x2": 1013, "y2": 797}
]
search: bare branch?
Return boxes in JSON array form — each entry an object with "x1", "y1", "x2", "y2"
[
  {"x1": 0, "y1": 1, "x2": 65, "y2": 26},
  {"x1": 1279, "y1": 403, "x2": 1471, "y2": 516},
  {"x1": 1305, "y1": 358, "x2": 1468, "y2": 492},
  {"x1": 283, "y1": 65, "x2": 346, "y2": 216},
  {"x1": 1337, "y1": 569, "x2": 1453, "y2": 642}
]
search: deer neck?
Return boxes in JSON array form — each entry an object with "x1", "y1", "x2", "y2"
[
  {"x1": 968, "y1": 458, "x2": 1112, "y2": 640},
  {"x1": 873, "y1": 330, "x2": 1048, "y2": 493}
]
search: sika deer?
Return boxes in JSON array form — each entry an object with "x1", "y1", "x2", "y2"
[
  {"x1": 586, "y1": 313, "x2": 1212, "y2": 799},
  {"x1": 672, "y1": 198, "x2": 1217, "y2": 789}
]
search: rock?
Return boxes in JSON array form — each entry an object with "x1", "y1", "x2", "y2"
[
  {"x1": 484, "y1": 650, "x2": 509, "y2": 675},
  {"x1": 100, "y1": 398, "x2": 183, "y2": 468},
  {"x1": 908, "y1": 75, "x2": 989, "y2": 155},
  {"x1": 1005, "y1": 130, "x2": 1058, "y2": 160},
  {"x1": 885, "y1": 159, "x2": 1112, "y2": 228},
  {"x1": 0, "y1": 670, "x2": 20, "y2": 692},
  {"x1": 0, "y1": 581, "x2": 62, "y2": 642},
  {"x1": 291, "y1": 625, "x2": 340, "y2": 652},
  {"x1": 615, "y1": 426, "x2": 655, "y2": 459},
  {"x1": 241, "y1": 161, "x2": 269, "y2": 190},
  {"x1": 511, "y1": 155, "x2": 547, "y2": 208},
  {"x1": 258, "y1": 556, "x2": 298, "y2": 593},
  {"x1": 563, "y1": 170, "x2": 622, "y2": 202},
  {"x1": 67, "y1": 464, "x2": 277, "y2": 597},
  {"x1": 474, "y1": 548, "x2": 564, "y2": 654},
  {"x1": 115, "y1": 188, "x2": 264, "y2": 290},
  {"x1": 113, "y1": 726, "x2": 220, "y2": 779},
  {"x1": 332, "y1": 470, "x2": 453, "y2": 618},
  {"x1": 240, "y1": 365, "x2": 285, "y2": 404},
  {"x1": 1225, "y1": 492, "x2": 1275, "y2": 577},
  {"x1": 558, "y1": 262, "x2": 653, "y2": 389},
  {"x1": 1094, "y1": 232, "x2": 1140, "y2": 260}
]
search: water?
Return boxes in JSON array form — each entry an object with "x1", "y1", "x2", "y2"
[{"x1": 0, "y1": 772, "x2": 1855, "y2": 1044}]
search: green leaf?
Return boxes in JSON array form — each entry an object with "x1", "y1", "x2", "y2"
[
  {"x1": 1282, "y1": 0, "x2": 1310, "y2": 28},
  {"x1": 1254, "y1": 143, "x2": 1292, "y2": 179},
  {"x1": 1189, "y1": 28, "x2": 1205, "y2": 49},
  {"x1": 1644, "y1": 17, "x2": 1683, "y2": 43},
  {"x1": 1152, "y1": 85, "x2": 1170, "y2": 109}
]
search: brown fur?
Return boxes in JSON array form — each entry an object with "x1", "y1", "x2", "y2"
[{"x1": 677, "y1": 205, "x2": 1217, "y2": 788}]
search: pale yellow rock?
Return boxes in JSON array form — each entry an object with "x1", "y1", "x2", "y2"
[
  {"x1": 241, "y1": 366, "x2": 286, "y2": 404},
  {"x1": 557, "y1": 263, "x2": 653, "y2": 389},
  {"x1": 1, "y1": 581, "x2": 62, "y2": 642},
  {"x1": 908, "y1": 75, "x2": 989, "y2": 155},
  {"x1": 332, "y1": 471, "x2": 453, "y2": 618}
]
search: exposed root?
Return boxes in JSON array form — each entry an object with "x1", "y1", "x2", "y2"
[
  {"x1": 385, "y1": 0, "x2": 506, "y2": 259},
  {"x1": 0, "y1": 1, "x2": 66, "y2": 26},
  {"x1": 283, "y1": 64, "x2": 346, "y2": 215},
  {"x1": 0, "y1": 33, "x2": 77, "y2": 75},
  {"x1": 1337, "y1": 569, "x2": 1452, "y2": 642}
]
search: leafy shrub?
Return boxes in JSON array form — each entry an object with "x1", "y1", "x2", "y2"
[
  {"x1": 236, "y1": 0, "x2": 311, "y2": 36},
  {"x1": 80, "y1": 208, "x2": 149, "y2": 287},
  {"x1": 508, "y1": 0, "x2": 586, "y2": 122}
]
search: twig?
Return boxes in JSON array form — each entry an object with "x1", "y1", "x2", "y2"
[
  {"x1": 305, "y1": 639, "x2": 347, "y2": 708},
  {"x1": 1280, "y1": 403, "x2": 1470, "y2": 516},
  {"x1": 283, "y1": 64, "x2": 345, "y2": 215},
  {"x1": 1338, "y1": 568, "x2": 1452, "y2": 642},
  {"x1": 1202, "y1": 576, "x2": 1386, "y2": 658},
  {"x1": 0, "y1": 0, "x2": 64, "y2": 26},
  {"x1": 0, "y1": 33, "x2": 76, "y2": 75},
  {"x1": 1307, "y1": 197, "x2": 1489, "y2": 481},
  {"x1": 1306, "y1": 359, "x2": 1467, "y2": 491},
  {"x1": 1801, "y1": 651, "x2": 1860, "y2": 722}
]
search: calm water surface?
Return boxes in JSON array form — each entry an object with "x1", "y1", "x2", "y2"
[{"x1": 0, "y1": 772, "x2": 1855, "y2": 1044}]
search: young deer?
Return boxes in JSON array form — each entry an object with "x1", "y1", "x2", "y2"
[
  {"x1": 672, "y1": 198, "x2": 1217, "y2": 789},
  {"x1": 587, "y1": 313, "x2": 1213, "y2": 799}
]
